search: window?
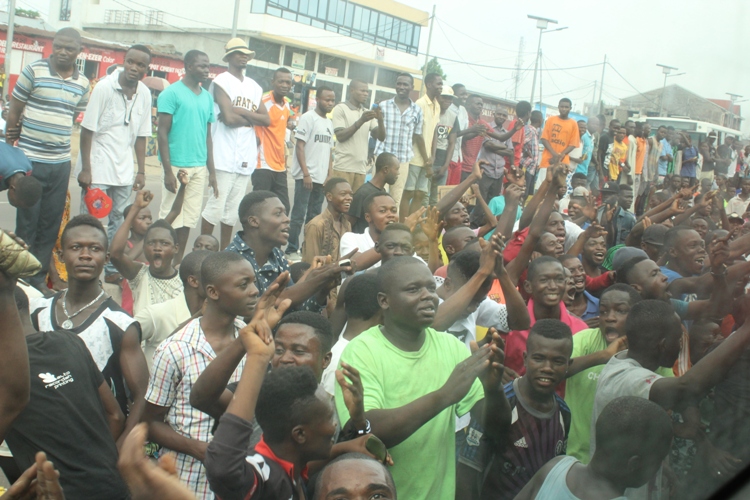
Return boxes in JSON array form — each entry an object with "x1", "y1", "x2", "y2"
[
  {"x1": 376, "y1": 68, "x2": 399, "y2": 88},
  {"x1": 283, "y1": 48, "x2": 316, "y2": 71},
  {"x1": 59, "y1": 0, "x2": 71, "y2": 21},
  {"x1": 251, "y1": 0, "x2": 266, "y2": 14},
  {"x1": 348, "y1": 61, "x2": 374, "y2": 83},
  {"x1": 374, "y1": 90, "x2": 395, "y2": 103},
  {"x1": 318, "y1": 54, "x2": 346, "y2": 78},
  {"x1": 249, "y1": 37, "x2": 282, "y2": 64},
  {"x1": 261, "y1": 0, "x2": 419, "y2": 55}
]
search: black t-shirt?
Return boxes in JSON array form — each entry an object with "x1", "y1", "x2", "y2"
[
  {"x1": 5, "y1": 331, "x2": 129, "y2": 499},
  {"x1": 31, "y1": 295, "x2": 139, "y2": 416},
  {"x1": 717, "y1": 144, "x2": 733, "y2": 175},
  {"x1": 703, "y1": 144, "x2": 717, "y2": 173},
  {"x1": 598, "y1": 131, "x2": 613, "y2": 165},
  {"x1": 348, "y1": 181, "x2": 385, "y2": 234}
]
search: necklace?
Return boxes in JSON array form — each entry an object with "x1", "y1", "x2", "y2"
[{"x1": 59, "y1": 289, "x2": 106, "y2": 329}]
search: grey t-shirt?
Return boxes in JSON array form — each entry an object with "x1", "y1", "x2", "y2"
[
  {"x1": 292, "y1": 109, "x2": 334, "y2": 184},
  {"x1": 591, "y1": 351, "x2": 664, "y2": 499}
]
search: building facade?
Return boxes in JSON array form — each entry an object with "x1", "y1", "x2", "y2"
[{"x1": 46, "y1": 0, "x2": 428, "y2": 107}]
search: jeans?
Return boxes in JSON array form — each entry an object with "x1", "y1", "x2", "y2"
[
  {"x1": 251, "y1": 169, "x2": 290, "y2": 213},
  {"x1": 81, "y1": 184, "x2": 131, "y2": 276},
  {"x1": 16, "y1": 161, "x2": 71, "y2": 287},
  {"x1": 286, "y1": 179, "x2": 324, "y2": 254},
  {"x1": 428, "y1": 167, "x2": 448, "y2": 206},
  {"x1": 470, "y1": 175, "x2": 503, "y2": 227},
  {"x1": 587, "y1": 164, "x2": 599, "y2": 192}
]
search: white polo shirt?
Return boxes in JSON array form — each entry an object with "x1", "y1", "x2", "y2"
[
  {"x1": 209, "y1": 72, "x2": 263, "y2": 175},
  {"x1": 75, "y1": 70, "x2": 152, "y2": 186}
]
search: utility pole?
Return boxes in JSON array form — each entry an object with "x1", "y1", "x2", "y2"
[
  {"x1": 513, "y1": 37, "x2": 524, "y2": 100},
  {"x1": 421, "y1": 4, "x2": 436, "y2": 97},
  {"x1": 597, "y1": 54, "x2": 606, "y2": 115},
  {"x1": 4, "y1": 0, "x2": 16, "y2": 102},
  {"x1": 231, "y1": 0, "x2": 241, "y2": 37},
  {"x1": 657, "y1": 63, "x2": 678, "y2": 117},
  {"x1": 591, "y1": 80, "x2": 597, "y2": 114},
  {"x1": 538, "y1": 49, "x2": 542, "y2": 110}
]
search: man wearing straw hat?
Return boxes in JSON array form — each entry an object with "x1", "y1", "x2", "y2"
[{"x1": 200, "y1": 38, "x2": 270, "y2": 250}]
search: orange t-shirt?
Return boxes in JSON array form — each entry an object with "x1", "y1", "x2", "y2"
[
  {"x1": 540, "y1": 115, "x2": 581, "y2": 167},
  {"x1": 256, "y1": 92, "x2": 290, "y2": 172},
  {"x1": 635, "y1": 137, "x2": 647, "y2": 175}
]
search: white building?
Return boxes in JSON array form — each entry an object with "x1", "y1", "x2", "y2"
[{"x1": 47, "y1": 0, "x2": 428, "y2": 103}]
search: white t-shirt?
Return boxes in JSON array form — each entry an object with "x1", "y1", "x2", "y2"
[
  {"x1": 292, "y1": 109, "x2": 333, "y2": 184},
  {"x1": 450, "y1": 104, "x2": 469, "y2": 163},
  {"x1": 209, "y1": 72, "x2": 263, "y2": 175},
  {"x1": 339, "y1": 230, "x2": 428, "y2": 270},
  {"x1": 135, "y1": 293, "x2": 191, "y2": 371},
  {"x1": 75, "y1": 70, "x2": 152, "y2": 186},
  {"x1": 129, "y1": 265, "x2": 184, "y2": 316},
  {"x1": 322, "y1": 335, "x2": 350, "y2": 397}
]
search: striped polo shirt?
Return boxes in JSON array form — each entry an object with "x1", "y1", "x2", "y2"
[{"x1": 12, "y1": 59, "x2": 90, "y2": 164}]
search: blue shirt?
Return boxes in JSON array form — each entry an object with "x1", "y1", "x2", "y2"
[
  {"x1": 576, "y1": 131, "x2": 593, "y2": 174},
  {"x1": 484, "y1": 194, "x2": 523, "y2": 240},
  {"x1": 157, "y1": 80, "x2": 215, "y2": 167},
  {"x1": 658, "y1": 139, "x2": 672, "y2": 176},
  {"x1": 680, "y1": 145, "x2": 699, "y2": 178},
  {"x1": 581, "y1": 291, "x2": 599, "y2": 321},
  {"x1": 225, "y1": 232, "x2": 323, "y2": 313},
  {"x1": 0, "y1": 143, "x2": 33, "y2": 191}
]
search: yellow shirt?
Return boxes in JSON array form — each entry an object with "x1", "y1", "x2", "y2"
[
  {"x1": 412, "y1": 94, "x2": 440, "y2": 167},
  {"x1": 608, "y1": 140, "x2": 628, "y2": 180}
]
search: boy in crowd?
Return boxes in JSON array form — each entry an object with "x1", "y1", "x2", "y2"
[
  {"x1": 591, "y1": 300, "x2": 750, "y2": 497},
  {"x1": 428, "y1": 86, "x2": 459, "y2": 206},
  {"x1": 227, "y1": 191, "x2": 350, "y2": 313},
  {"x1": 565, "y1": 284, "x2": 673, "y2": 463},
  {"x1": 30, "y1": 215, "x2": 149, "y2": 444},
  {"x1": 607, "y1": 126, "x2": 629, "y2": 182},
  {"x1": 287, "y1": 86, "x2": 336, "y2": 257},
  {"x1": 135, "y1": 250, "x2": 211, "y2": 370},
  {"x1": 346, "y1": 152, "x2": 400, "y2": 234},
  {"x1": 341, "y1": 193, "x2": 399, "y2": 270},
  {"x1": 335, "y1": 256, "x2": 508, "y2": 500},
  {"x1": 559, "y1": 254, "x2": 599, "y2": 324},
  {"x1": 457, "y1": 320, "x2": 573, "y2": 500},
  {"x1": 0, "y1": 142, "x2": 42, "y2": 209},
  {"x1": 726, "y1": 176, "x2": 750, "y2": 216},
  {"x1": 192, "y1": 234, "x2": 220, "y2": 252},
  {"x1": 504, "y1": 257, "x2": 588, "y2": 375},
  {"x1": 302, "y1": 178, "x2": 353, "y2": 264},
  {"x1": 680, "y1": 134, "x2": 699, "y2": 186},
  {"x1": 143, "y1": 252, "x2": 258, "y2": 500},
  {"x1": 111, "y1": 188, "x2": 187, "y2": 314},
  {"x1": 516, "y1": 397, "x2": 673, "y2": 500},
  {"x1": 7, "y1": 286, "x2": 130, "y2": 499}
]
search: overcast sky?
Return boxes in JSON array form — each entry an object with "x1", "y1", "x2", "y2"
[
  {"x1": 14, "y1": 0, "x2": 750, "y2": 134},
  {"x1": 401, "y1": 0, "x2": 748, "y2": 134}
]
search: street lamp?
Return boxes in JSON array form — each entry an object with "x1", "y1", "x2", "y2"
[
  {"x1": 726, "y1": 92, "x2": 744, "y2": 130},
  {"x1": 657, "y1": 64, "x2": 679, "y2": 117},
  {"x1": 528, "y1": 15, "x2": 558, "y2": 108}
]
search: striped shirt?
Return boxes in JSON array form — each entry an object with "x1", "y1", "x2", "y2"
[
  {"x1": 458, "y1": 378, "x2": 570, "y2": 500},
  {"x1": 145, "y1": 317, "x2": 246, "y2": 500},
  {"x1": 12, "y1": 59, "x2": 90, "y2": 163},
  {"x1": 374, "y1": 98, "x2": 423, "y2": 164}
]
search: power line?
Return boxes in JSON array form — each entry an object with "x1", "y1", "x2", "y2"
[
  {"x1": 435, "y1": 16, "x2": 535, "y2": 55},
  {"x1": 606, "y1": 61, "x2": 660, "y2": 106}
]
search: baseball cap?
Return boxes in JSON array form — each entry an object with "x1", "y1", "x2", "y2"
[
  {"x1": 222, "y1": 38, "x2": 255, "y2": 62},
  {"x1": 601, "y1": 181, "x2": 620, "y2": 193},
  {"x1": 441, "y1": 86, "x2": 454, "y2": 97},
  {"x1": 612, "y1": 247, "x2": 648, "y2": 273},
  {"x1": 83, "y1": 188, "x2": 113, "y2": 219},
  {"x1": 728, "y1": 212, "x2": 744, "y2": 221},
  {"x1": 708, "y1": 131, "x2": 717, "y2": 138},
  {"x1": 642, "y1": 224, "x2": 669, "y2": 246}
]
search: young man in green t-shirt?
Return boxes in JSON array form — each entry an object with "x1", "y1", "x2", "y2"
[
  {"x1": 564, "y1": 284, "x2": 675, "y2": 463},
  {"x1": 335, "y1": 256, "x2": 507, "y2": 500}
]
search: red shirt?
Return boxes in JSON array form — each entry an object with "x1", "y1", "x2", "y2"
[{"x1": 461, "y1": 116, "x2": 491, "y2": 172}]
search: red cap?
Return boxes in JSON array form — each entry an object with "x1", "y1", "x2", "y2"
[{"x1": 84, "y1": 187, "x2": 113, "y2": 218}]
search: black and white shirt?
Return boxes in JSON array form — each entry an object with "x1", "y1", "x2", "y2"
[{"x1": 31, "y1": 294, "x2": 139, "y2": 415}]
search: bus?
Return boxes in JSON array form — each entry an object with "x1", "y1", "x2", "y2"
[{"x1": 644, "y1": 117, "x2": 741, "y2": 146}]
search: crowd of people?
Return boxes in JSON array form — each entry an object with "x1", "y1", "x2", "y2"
[{"x1": 2, "y1": 26, "x2": 750, "y2": 500}]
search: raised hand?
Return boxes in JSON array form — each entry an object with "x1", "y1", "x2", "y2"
[
  {"x1": 482, "y1": 330, "x2": 506, "y2": 393},
  {"x1": 420, "y1": 206, "x2": 442, "y2": 242},
  {"x1": 489, "y1": 232, "x2": 506, "y2": 276},
  {"x1": 504, "y1": 183, "x2": 524, "y2": 205},
  {"x1": 404, "y1": 206, "x2": 427, "y2": 232},
  {"x1": 479, "y1": 235, "x2": 497, "y2": 275},
  {"x1": 176, "y1": 169, "x2": 189, "y2": 187},
  {"x1": 439, "y1": 347, "x2": 491, "y2": 406},
  {"x1": 118, "y1": 423, "x2": 195, "y2": 500},
  {"x1": 239, "y1": 272, "x2": 292, "y2": 357},
  {"x1": 472, "y1": 160, "x2": 487, "y2": 180},
  {"x1": 336, "y1": 362, "x2": 366, "y2": 429},
  {"x1": 134, "y1": 190, "x2": 154, "y2": 209},
  {"x1": 709, "y1": 230, "x2": 732, "y2": 271}
]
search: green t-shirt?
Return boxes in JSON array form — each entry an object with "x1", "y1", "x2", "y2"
[
  {"x1": 335, "y1": 325, "x2": 484, "y2": 500},
  {"x1": 157, "y1": 80, "x2": 215, "y2": 167},
  {"x1": 565, "y1": 328, "x2": 674, "y2": 463}
]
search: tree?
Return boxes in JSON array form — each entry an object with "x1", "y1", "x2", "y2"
[
  {"x1": 421, "y1": 57, "x2": 446, "y2": 81},
  {"x1": 15, "y1": 8, "x2": 40, "y2": 18}
]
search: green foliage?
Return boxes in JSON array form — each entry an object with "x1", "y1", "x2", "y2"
[
  {"x1": 421, "y1": 57, "x2": 446, "y2": 80},
  {"x1": 15, "y1": 8, "x2": 41, "y2": 18}
]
